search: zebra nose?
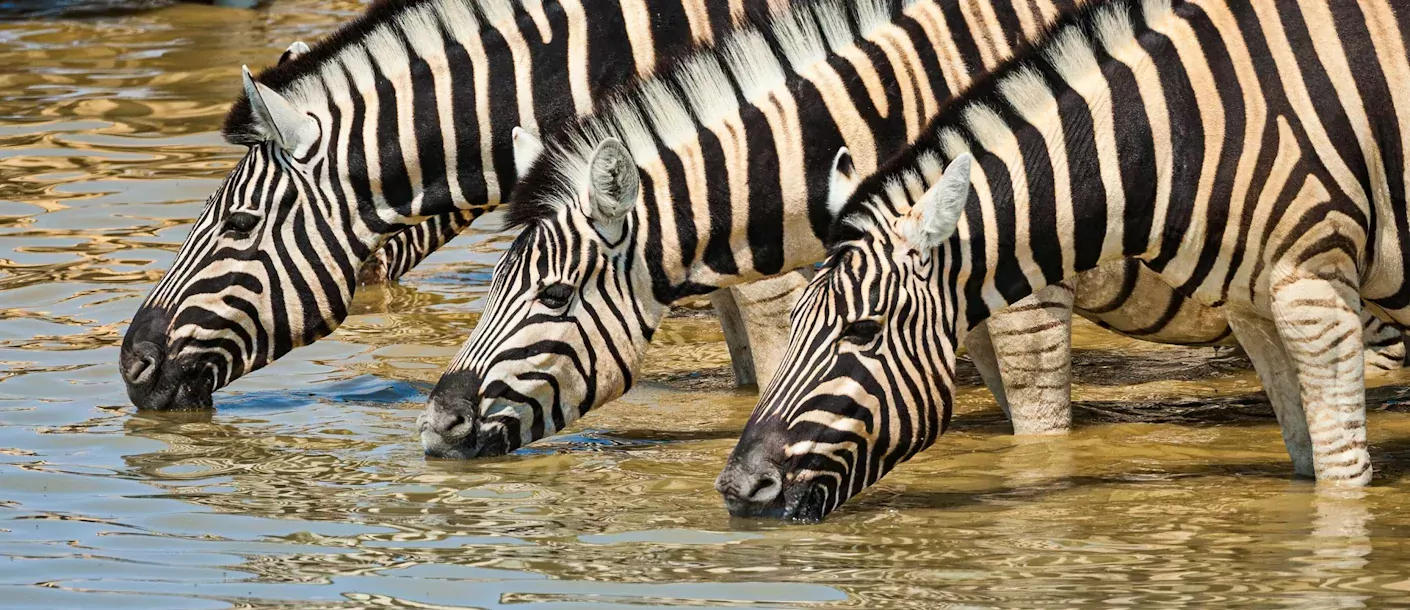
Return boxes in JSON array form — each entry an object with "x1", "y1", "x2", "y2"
[
  {"x1": 427, "y1": 409, "x2": 469, "y2": 439},
  {"x1": 716, "y1": 458, "x2": 783, "y2": 508},
  {"x1": 420, "y1": 394, "x2": 479, "y2": 458},
  {"x1": 121, "y1": 341, "x2": 163, "y2": 388}
]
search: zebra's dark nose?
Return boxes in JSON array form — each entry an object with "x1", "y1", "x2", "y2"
[
  {"x1": 716, "y1": 454, "x2": 784, "y2": 514},
  {"x1": 121, "y1": 306, "x2": 180, "y2": 409},
  {"x1": 419, "y1": 394, "x2": 478, "y2": 458},
  {"x1": 716, "y1": 461, "x2": 782, "y2": 505},
  {"x1": 121, "y1": 341, "x2": 163, "y2": 388}
]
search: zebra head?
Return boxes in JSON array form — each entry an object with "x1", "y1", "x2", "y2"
[
  {"x1": 717, "y1": 153, "x2": 974, "y2": 521},
  {"x1": 420, "y1": 135, "x2": 655, "y2": 458},
  {"x1": 121, "y1": 66, "x2": 348, "y2": 410}
]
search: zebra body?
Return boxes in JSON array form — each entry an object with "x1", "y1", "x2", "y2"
[
  {"x1": 720, "y1": 0, "x2": 1410, "y2": 521},
  {"x1": 119, "y1": 0, "x2": 794, "y2": 409}
]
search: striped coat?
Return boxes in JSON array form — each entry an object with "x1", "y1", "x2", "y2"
[
  {"x1": 721, "y1": 0, "x2": 1410, "y2": 521},
  {"x1": 118, "y1": 0, "x2": 783, "y2": 410}
]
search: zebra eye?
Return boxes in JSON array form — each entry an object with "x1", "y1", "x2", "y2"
[
  {"x1": 840, "y1": 319, "x2": 882, "y2": 345},
  {"x1": 224, "y1": 211, "x2": 262, "y2": 237},
  {"x1": 538, "y1": 283, "x2": 574, "y2": 309}
]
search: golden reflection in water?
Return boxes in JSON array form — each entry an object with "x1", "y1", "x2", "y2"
[{"x1": 2, "y1": 1, "x2": 1410, "y2": 608}]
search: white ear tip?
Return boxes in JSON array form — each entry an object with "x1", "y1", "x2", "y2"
[{"x1": 833, "y1": 147, "x2": 854, "y2": 175}]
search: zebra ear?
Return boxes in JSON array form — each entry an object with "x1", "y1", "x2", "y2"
[
  {"x1": 279, "y1": 41, "x2": 310, "y2": 65},
  {"x1": 586, "y1": 138, "x2": 639, "y2": 243},
  {"x1": 826, "y1": 147, "x2": 858, "y2": 218},
  {"x1": 512, "y1": 127, "x2": 544, "y2": 177},
  {"x1": 903, "y1": 153, "x2": 973, "y2": 252},
  {"x1": 242, "y1": 65, "x2": 318, "y2": 155}
]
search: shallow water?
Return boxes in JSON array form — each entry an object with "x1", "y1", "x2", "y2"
[{"x1": 3, "y1": 2, "x2": 1410, "y2": 608}]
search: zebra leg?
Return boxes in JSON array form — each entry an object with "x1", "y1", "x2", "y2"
[
  {"x1": 981, "y1": 282, "x2": 1075, "y2": 435},
  {"x1": 358, "y1": 209, "x2": 477, "y2": 285},
  {"x1": 720, "y1": 269, "x2": 815, "y2": 389},
  {"x1": 1225, "y1": 310, "x2": 1314, "y2": 478},
  {"x1": 963, "y1": 322, "x2": 1013, "y2": 418},
  {"x1": 1360, "y1": 307, "x2": 1406, "y2": 372},
  {"x1": 709, "y1": 288, "x2": 758, "y2": 387},
  {"x1": 1269, "y1": 271, "x2": 1371, "y2": 486}
]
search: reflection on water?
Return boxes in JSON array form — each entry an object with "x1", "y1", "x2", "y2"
[{"x1": 2, "y1": 1, "x2": 1410, "y2": 608}]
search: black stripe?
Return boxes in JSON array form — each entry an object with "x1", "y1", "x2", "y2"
[
  {"x1": 696, "y1": 116, "x2": 740, "y2": 276},
  {"x1": 1173, "y1": 3, "x2": 1245, "y2": 294},
  {"x1": 1141, "y1": 18, "x2": 1203, "y2": 272}
]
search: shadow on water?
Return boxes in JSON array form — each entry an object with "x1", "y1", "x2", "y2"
[{"x1": 210, "y1": 375, "x2": 433, "y2": 411}]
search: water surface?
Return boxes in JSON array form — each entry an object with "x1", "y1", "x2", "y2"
[{"x1": 2, "y1": 2, "x2": 1410, "y2": 608}]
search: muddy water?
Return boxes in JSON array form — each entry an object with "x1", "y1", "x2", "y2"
[{"x1": 3, "y1": 2, "x2": 1410, "y2": 608}]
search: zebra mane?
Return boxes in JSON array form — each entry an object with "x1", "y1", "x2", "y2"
[
  {"x1": 831, "y1": 0, "x2": 1169, "y2": 247},
  {"x1": 506, "y1": 0, "x2": 909, "y2": 231},
  {"x1": 223, "y1": 0, "x2": 518, "y2": 144}
]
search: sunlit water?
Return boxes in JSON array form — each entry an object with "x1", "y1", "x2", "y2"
[{"x1": 3, "y1": 2, "x2": 1410, "y2": 608}]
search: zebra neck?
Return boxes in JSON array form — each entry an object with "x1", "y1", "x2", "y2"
[
  {"x1": 279, "y1": 0, "x2": 715, "y2": 237},
  {"x1": 937, "y1": 0, "x2": 1201, "y2": 328}
]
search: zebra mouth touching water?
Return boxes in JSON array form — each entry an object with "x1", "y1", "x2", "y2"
[
  {"x1": 716, "y1": 466, "x2": 832, "y2": 523},
  {"x1": 419, "y1": 369, "x2": 559, "y2": 459},
  {"x1": 120, "y1": 306, "x2": 220, "y2": 411},
  {"x1": 417, "y1": 395, "x2": 515, "y2": 460}
]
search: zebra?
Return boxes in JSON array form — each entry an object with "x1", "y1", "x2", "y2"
[
  {"x1": 716, "y1": 0, "x2": 1410, "y2": 521},
  {"x1": 418, "y1": 0, "x2": 1404, "y2": 458},
  {"x1": 118, "y1": 0, "x2": 812, "y2": 410}
]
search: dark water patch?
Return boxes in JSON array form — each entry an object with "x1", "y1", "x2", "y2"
[{"x1": 216, "y1": 375, "x2": 431, "y2": 411}]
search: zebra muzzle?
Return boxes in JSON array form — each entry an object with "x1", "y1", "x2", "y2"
[{"x1": 419, "y1": 391, "x2": 484, "y2": 459}]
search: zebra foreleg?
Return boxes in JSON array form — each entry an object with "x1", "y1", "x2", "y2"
[
  {"x1": 980, "y1": 282, "x2": 1076, "y2": 435},
  {"x1": 1269, "y1": 270, "x2": 1371, "y2": 487},
  {"x1": 716, "y1": 269, "x2": 814, "y2": 390},
  {"x1": 1226, "y1": 310, "x2": 1314, "y2": 478},
  {"x1": 963, "y1": 322, "x2": 1012, "y2": 418},
  {"x1": 710, "y1": 288, "x2": 759, "y2": 387}
]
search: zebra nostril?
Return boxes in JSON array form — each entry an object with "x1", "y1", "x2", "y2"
[
  {"x1": 427, "y1": 404, "x2": 472, "y2": 441},
  {"x1": 440, "y1": 413, "x2": 466, "y2": 433},
  {"x1": 122, "y1": 342, "x2": 163, "y2": 387},
  {"x1": 747, "y1": 474, "x2": 780, "y2": 503},
  {"x1": 716, "y1": 459, "x2": 784, "y2": 507}
]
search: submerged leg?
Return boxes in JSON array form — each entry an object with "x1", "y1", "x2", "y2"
[
  {"x1": 1270, "y1": 270, "x2": 1371, "y2": 486},
  {"x1": 1226, "y1": 310, "x2": 1314, "y2": 477},
  {"x1": 982, "y1": 282, "x2": 1075, "y2": 435},
  {"x1": 964, "y1": 322, "x2": 1012, "y2": 418},
  {"x1": 710, "y1": 287, "x2": 759, "y2": 387}
]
